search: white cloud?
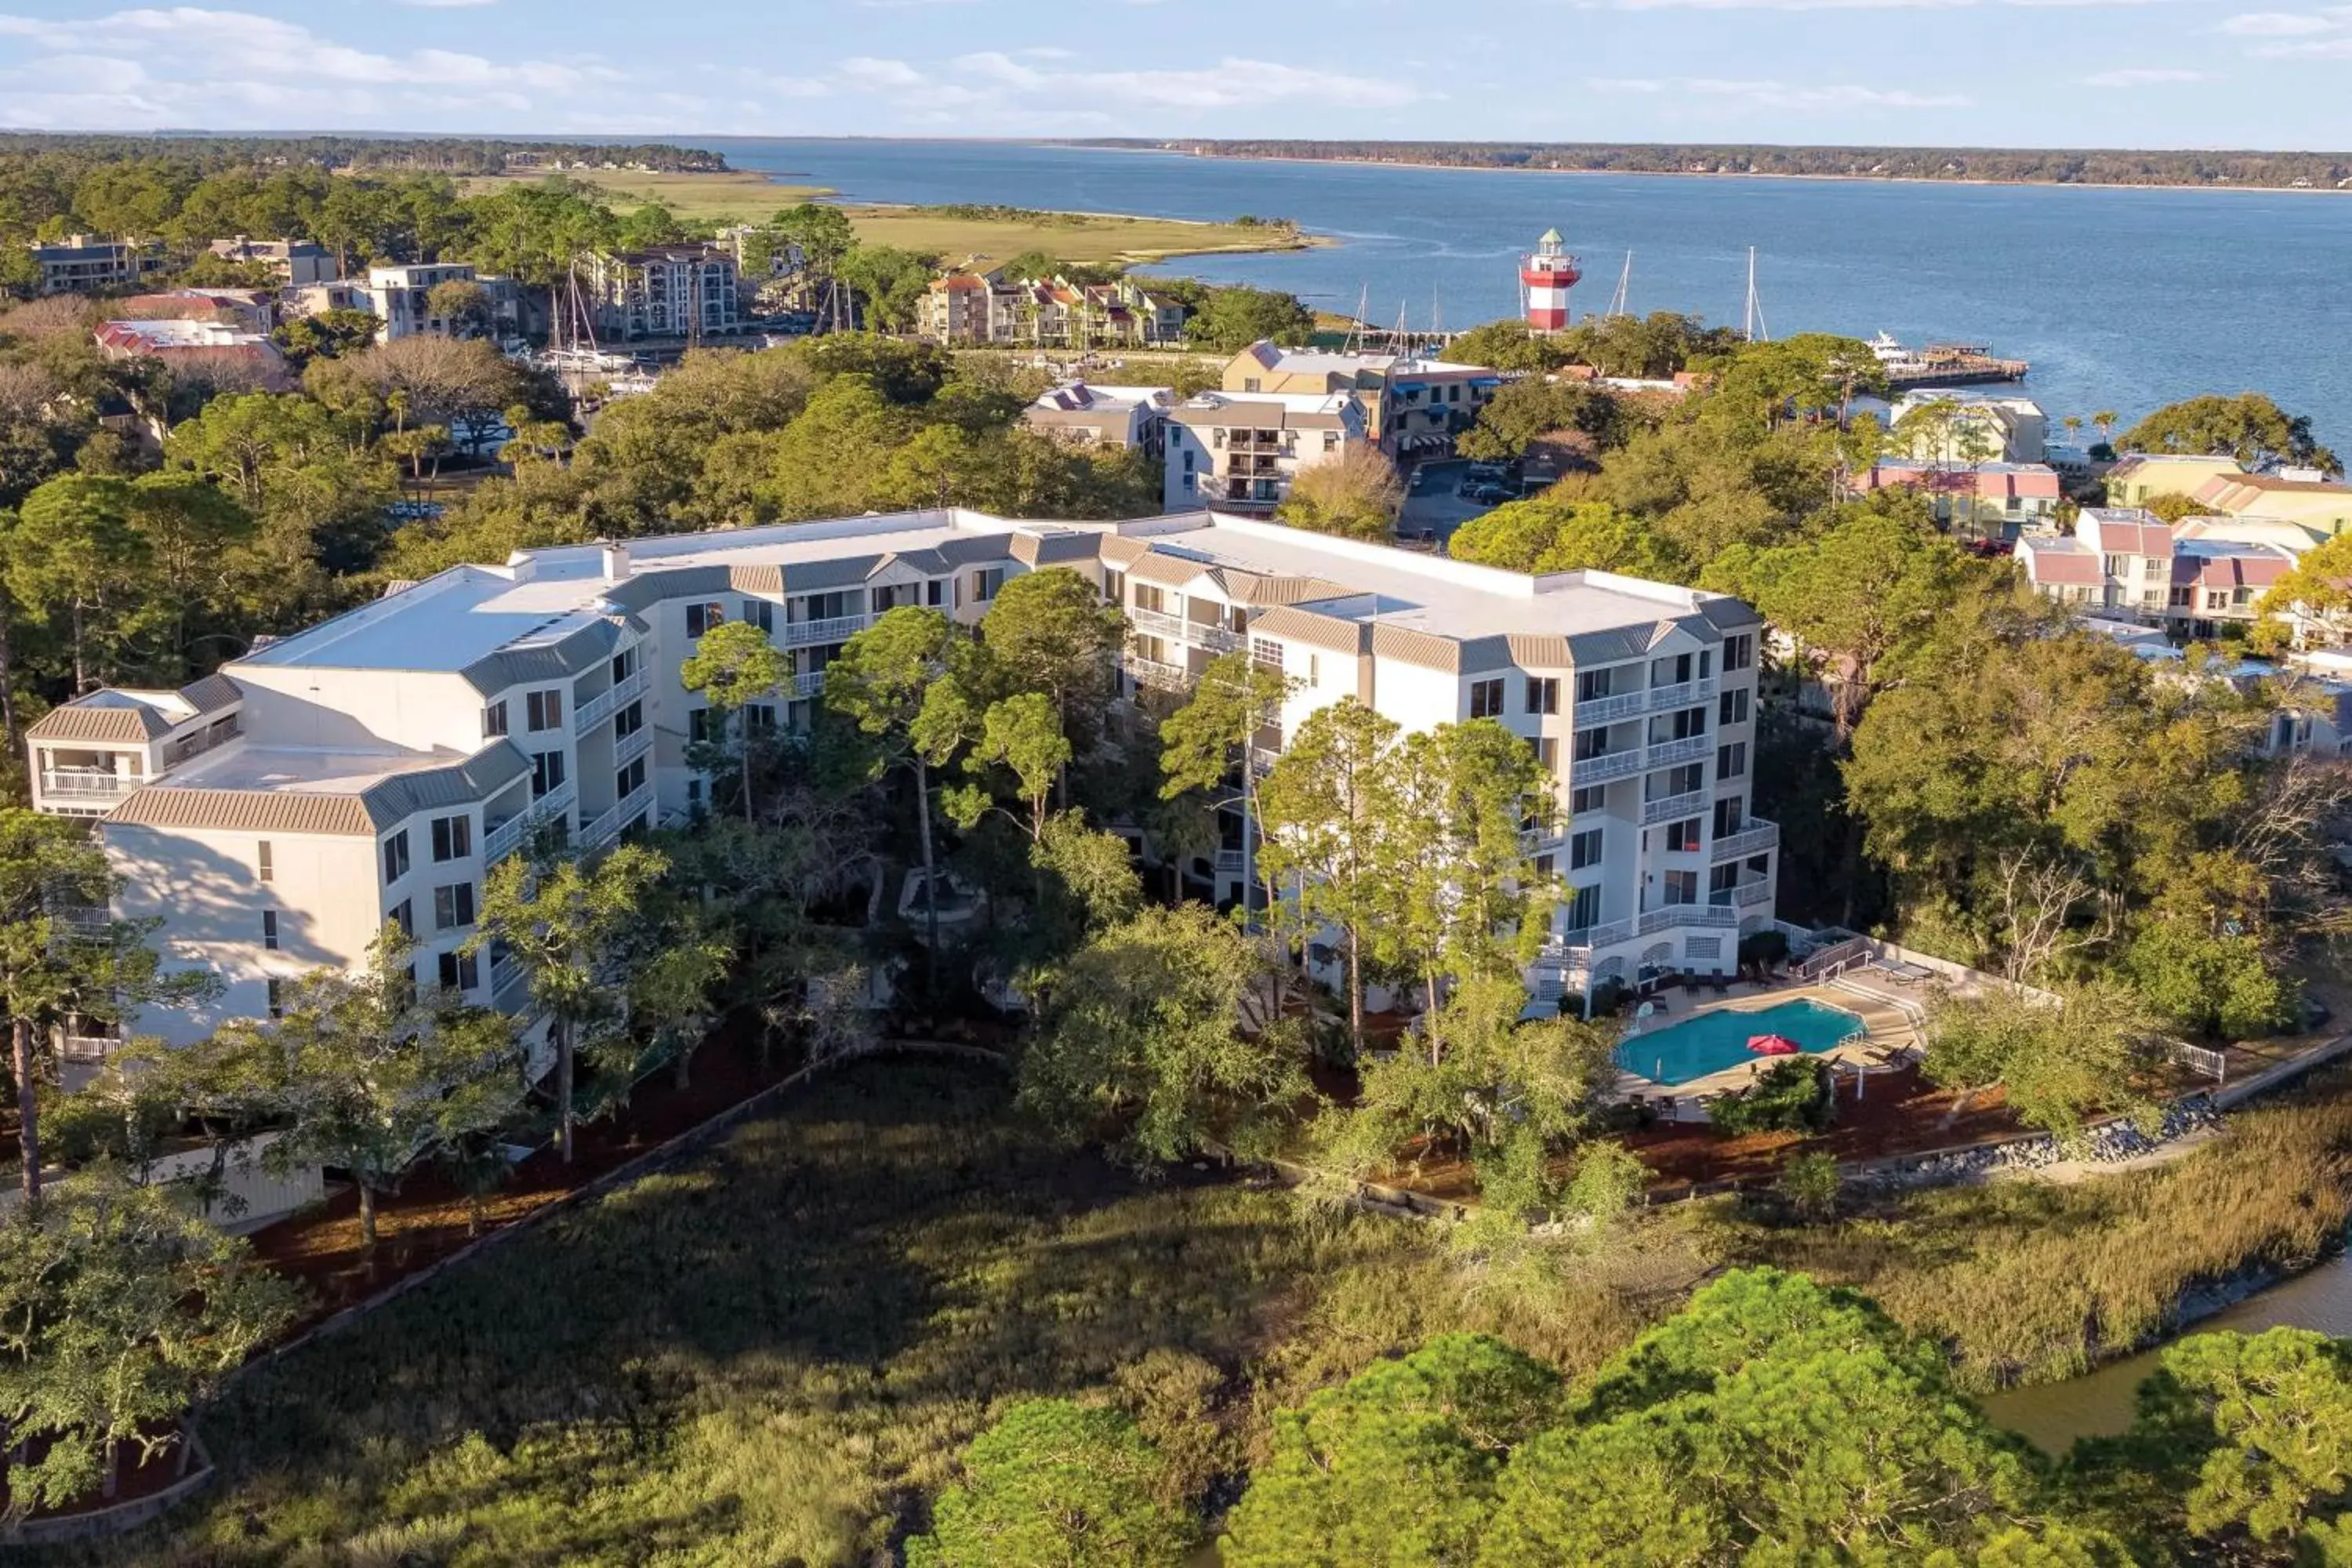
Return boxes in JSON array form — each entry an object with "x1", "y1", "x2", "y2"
[
  {"x1": 2081, "y1": 65, "x2": 2209, "y2": 83},
  {"x1": 944, "y1": 52, "x2": 1425, "y2": 109},
  {"x1": 2219, "y1": 9, "x2": 2338, "y2": 30},
  {"x1": 2252, "y1": 32, "x2": 2352, "y2": 49},
  {"x1": 837, "y1": 55, "x2": 927, "y2": 89},
  {"x1": 0, "y1": 6, "x2": 627, "y2": 127},
  {"x1": 1585, "y1": 74, "x2": 1969, "y2": 107}
]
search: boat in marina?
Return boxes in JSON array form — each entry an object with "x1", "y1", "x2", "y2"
[{"x1": 1867, "y1": 332, "x2": 2030, "y2": 387}]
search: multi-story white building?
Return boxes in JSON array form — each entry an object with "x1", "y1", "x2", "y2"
[
  {"x1": 1022, "y1": 383, "x2": 1174, "y2": 455},
  {"x1": 1163, "y1": 392, "x2": 1372, "y2": 513},
  {"x1": 206, "y1": 236, "x2": 339, "y2": 287},
  {"x1": 30, "y1": 508, "x2": 1770, "y2": 1053},
  {"x1": 26, "y1": 234, "x2": 161, "y2": 295},
  {"x1": 361, "y1": 262, "x2": 487, "y2": 340},
  {"x1": 583, "y1": 245, "x2": 742, "y2": 341}
]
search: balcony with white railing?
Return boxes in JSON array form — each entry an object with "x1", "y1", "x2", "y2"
[
  {"x1": 1570, "y1": 747, "x2": 1642, "y2": 784},
  {"x1": 39, "y1": 768, "x2": 136, "y2": 801},
  {"x1": 1711, "y1": 819, "x2": 1780, "y2": 862},
  {"x1": 1549, "y1": 917, "x2": 1637, "y2": 956},
  {"x1": 1641, "y1": 789, "x2": 1707, "y2": 825},
  {"x1": 792, "y1": 670, "x2": 825, "y2": 699},
  {"x1": 485, "y1": 780, "x2": 575, "y2": 864},
  {"x1": 1638, "y1": 902, "x2": 1738, "y2": 937},
  {"x1": 1647, "y1": 677, "x2": 1718, "y2": 713},
  {"x1": 1570, "y1": 688, "x2": 1646, "y2": 724},
  {"x1": 1128, "y1": 606, "x2": 1187, "y2": 641},
  {"x1": 489, "y1": 952, "x2": 528, "y2": 1011},
  {"x1": 1127, "y1": 655, "x2": 1188, "y2": 691},
  {"x1": 614, "y1": 724, "x2": 652, "y2": 771},
  {"x1": 574, "y1": 667, "x2": 647, "y2": 733},
  {"x1": 783, "y1": 615, "x2": 869, "y2": 648},
  {"x1": 1192, "y1": 622, "x2": 1246, "y2": 655},
  {"x1": 1734, "y1": 879, "x2": 1776, "y2": 908},
  {"x1": 579, "y1": 782, "x2": 653, "y2": 849},
  {"x1": 1645, "y1": 734, "x2": 1711, "y2": 768}
]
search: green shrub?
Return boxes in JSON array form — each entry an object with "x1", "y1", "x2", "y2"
[{"x1": 1708, "y1": 1058, "x2": 1831, "y2": 1136}]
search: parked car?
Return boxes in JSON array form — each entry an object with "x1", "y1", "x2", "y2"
[{"x1": 1469, "y1": 483, "x2": 1510, "y2": 505}]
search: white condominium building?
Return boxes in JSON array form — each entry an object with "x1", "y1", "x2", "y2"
[
  {"x1": 1163, "y1": 392, "x2": 1371, "y2": 514},
  {"x1": 29, "y1": 509, "x2": 1771, "y2": 1052}
]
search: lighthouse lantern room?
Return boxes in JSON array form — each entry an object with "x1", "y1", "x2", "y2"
[{"x1": 1519, "y1": 227, "x2": 1581, "y2": 333}]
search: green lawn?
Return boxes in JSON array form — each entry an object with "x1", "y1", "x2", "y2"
[{"x1": 459, "y1": 168, "x2": 830, "y2": 223}]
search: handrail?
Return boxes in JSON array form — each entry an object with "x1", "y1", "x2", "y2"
[
  {"x1": 783, "y1": 614, "x2": 868, "y2": 648},
  {"x1": 1711, "y1": 820, "x2": 1780, "y2": 862},
  {"x1": 573, "y1": 667, "x2": 647, "y2": 733}
]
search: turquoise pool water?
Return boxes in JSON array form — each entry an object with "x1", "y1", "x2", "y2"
[{"x1": 1614, "y1": 999, "x2": 1865, "y2": 1087}]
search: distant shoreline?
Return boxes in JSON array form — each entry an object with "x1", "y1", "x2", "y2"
[{"x1": 1058, "y1": 142, "x2": 2352, "y2": 198}]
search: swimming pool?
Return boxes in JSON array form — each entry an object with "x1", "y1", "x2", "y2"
[{"x1": 1613, "y1": 999, "x2": 1866, "y2": 1087}]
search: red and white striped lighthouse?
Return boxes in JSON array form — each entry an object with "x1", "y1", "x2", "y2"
[{"x1": 1519, "y1": 227, "x2": 1581, "y2": 333}]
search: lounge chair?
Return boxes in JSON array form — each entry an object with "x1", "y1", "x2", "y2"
[{"x1": 1708, "y1": 972, "x2": 1731, "y2": 995}]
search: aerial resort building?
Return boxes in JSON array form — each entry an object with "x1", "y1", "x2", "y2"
[{"x1": 29, "y1": 510, "x2": 1773, "y2": 1057}]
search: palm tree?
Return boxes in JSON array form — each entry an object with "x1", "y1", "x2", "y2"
[{"x1": 2092, "y1": 410, "x2": 2119, "y2": 452}]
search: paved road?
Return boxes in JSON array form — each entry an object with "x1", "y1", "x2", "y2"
[{"x1": 1397, "y1": 459, "x2": 1501, "y2": 550}]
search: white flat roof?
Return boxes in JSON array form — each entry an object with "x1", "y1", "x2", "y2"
[{"x1": 166, "y1": 743, "x2": 452, "y2": 796}]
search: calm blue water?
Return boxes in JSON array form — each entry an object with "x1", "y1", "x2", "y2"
[
  {"x1": 1616, "y1": 999, "x2": 1863, "y2": 1087},
  {"x1": 704, "y1": 138, "x2": 2352, "y2": 449}
]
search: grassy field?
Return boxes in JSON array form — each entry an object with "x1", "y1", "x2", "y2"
[
  {"x1": 50, "y1": 1057, "x2": 2352, "y2": 1565},
  {"x1": 461, "y1": 169, "x2": 1316, "y2": 266}
]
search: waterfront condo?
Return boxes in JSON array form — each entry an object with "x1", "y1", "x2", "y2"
[{"x1": 28, "y1": 509, "x2": 1773, "y2": 1058}]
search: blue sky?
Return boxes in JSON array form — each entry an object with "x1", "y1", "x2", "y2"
[{"x1": 0, "y1": 0, "x2": 2349, "y2": 147}]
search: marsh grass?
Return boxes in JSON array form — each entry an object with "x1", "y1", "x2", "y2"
[
  {"x1": 1715, "y1": 1073, "x2": 2352, "y2": 1391},
  {"x1": 51, "y1": 1061, "x2": 2352, "y2": 1564}
]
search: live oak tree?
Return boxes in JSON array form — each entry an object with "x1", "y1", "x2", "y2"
[
  {"x1": 1275, "y1": 448, "x2": 1403, "y2": 543},
  {"x1": 1018, "y1": 902, "x2": 1309, "y2": 1167},
  {"x1": 2119, "y1": 392, "x2": 2336, "y2": 473},
  {"x1": 978, "y1": 566, "x2": 1127, "y2": 756},
  {"x1": 0, "y1": 809, "x2": 213, "y2": 1207},
  {"x1": 1919, "y1": 984, "x2": 2159, "y2": 1139},
  {"x1": 1446, "y1": 498, "x2": 1681, "y2": 581},
  {"x1": 906, "y1": 1399, "x2": 1196, "y2": 1568},
  {"x1": 0, "y1": 1167, "x2": 296, "y2": 1509},
  {"x1": 465, "y1": 842, "x2": 667, "y2": 1163},
  {"x1": 680, "y1": 618, "x2": 790, "y2": 822}
]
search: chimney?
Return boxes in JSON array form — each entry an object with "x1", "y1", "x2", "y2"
[{"x1": 600, "y1": 541, "x2": 632, "y2": 581}]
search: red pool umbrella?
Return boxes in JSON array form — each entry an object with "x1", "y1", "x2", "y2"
[{"x1": 1746, "y1": 1033, "x2": 1802, "y2": 1056}]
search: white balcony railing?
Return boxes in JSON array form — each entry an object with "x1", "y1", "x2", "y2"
[
  {"x1": 1570, "y1": 748, "x2": 1642, "y2": 784},
  {"x1": 485, "y1": 780, "x2": 575, "y2": 864},
  {"x1": 792, "y1": 670, "x2": 825, "y2": 699},
  {"x1": 1127, "y1": 655, "x2": 1188, "y2": 691},
  {"x1": 1214, "y1": 848, "x2": 1244, "y2": 873},
  {"x1": 1645, "y1": 735, "x2": 1712, "y2": 768},
  {"x1": 574, "y1": 667, "x2": 647, "y2": 734},
  {"x1": 1128, "y1": 606, "x2": 1187, "y2": 641},
  {"x1": 40, "y1": 769, "x2": 135, "y2": 798},
  {"x1": 1647, "y1": 677, "x2": 1718, "y2": 713},
  {"x1": 1734, "y1": 879, "x2": 1776, "y2": 907},
  {"x1": 1641, "y1": 789, "x2": 1707, "y2": 825},
  {"x1": 1550, "y1": 917, "x2": 1636, "y2": 955},
  {"x1": 579, "y1": 782, "x2": 654, "y2": 849},
  {"x1": 1638, "y1": 902, "x2": 1739, "y2": 937},
  {"x1": 783, "y1": 615, "x2": 868, "y2": 648},
  {"x1": 614, "y1": 724, "x2": 652, "y2": 771},
  {"x1": 1570, "y1": 689, "x2": 1646, "y2": 724},
  {"x1": 1711, "y1": 819, "x2": 1780, "y2": 862}
]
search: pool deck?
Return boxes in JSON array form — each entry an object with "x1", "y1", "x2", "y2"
[{"x1": 1608, "y1": 977, "x2": 1928, "y2": 1105}]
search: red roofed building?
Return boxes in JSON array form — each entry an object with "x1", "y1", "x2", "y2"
[
  {"x1": 2018, "y1": 506, "x2": 2298, "y2": 639},
  {"x1": 1860, "y1": 459, "x2": 2062, "y2": 533}
]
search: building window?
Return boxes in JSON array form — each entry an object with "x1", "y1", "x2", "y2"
[
  {"x1": 1653, "y1": 706, "x2": 1708, "y2": 742},
  {"x1": 746, "y1": 703, "x2": 777, "y2": 731},
  {"x1": 1722, "y1": 633, "x2": 1754, "y2": 673},
  {"x1": 1103, "y1": 570, "x2": 1126, "y2": 606},
  {"x1": 927, "y1": 579, "x2": 945, "y2": 607},
  {"x1": 1468, "y1": 677, "x2": 1506, "y2": 720},
  {"x1": 685, "y1": 601, "x2": 724, "y2": 637},
  {"x1": 972, "y1": 567, "x2": 1005, "y2": 603},
  {"x1": 1536, "y1": 737, "x2": 1559, "y2": 770},
  {"x1": 1651, "y1": 764, "x2": 1704, "y2": 799},
  {"x1": 531, "y1": 750, "x2": 566, "y2": 798},
  {"x1": 430, "y1": 814, "x2": 473, "y2": 862},
  {"x1": 1652, "y1": 652, "x2": 1695, "y2": 687},
  {"x1": 1251, "y1": 637, "x2": 1284, "y2": 670},
  {"x1": 388, "y1": 899, "x2": 412, "y2": 938},
  {"x1": 616, "y1": 757, "x2": 647, "y2": 799},
  {"x1": 688, "y1": 709, "x2": 712, "y2": 744},
  {"x1": 1662, "y1": 869, "x2": 1699, "y2": 906},
  {"x1": 1713, "y1": 797, "x2": 1746, "y2": 837},
  {"x1": 1525, "y1": 677, "x2": 1559, "y2": 715},
  {"x1": 437, "y1": 950, "x2": 480, "y2": 992},
  {"x1": 1576, "y1": 667, "x2": 1614, "y2": 703},
  {"x1": 1534, "y1": 854, "x2": 1555, "y2": 878},
  {"x1": 434, "y1": 882, "x2": 476, "y2": 931},
  {"x1": 266, "y1": 978, "x2": 284, "y2": 1019},
  {"x1": 261, "y1": 909, "x2": 279, "y2": 950},
  {"x1": 1719, "y1": 688, "x2": 1751, "y2": 727},
  {"x1": 1569, "y1": 827, "x2": 1604, "y2": 870},
  {"x1": 1717, "y1": 741, "x2": 1748, "y2": 779},
  {"x1": 1570, "y1": 783, "x2": 1606, "y2": 815},
  {"x1": 526, "y1": 689, "x2": 564, "y2": 732},
  {"x1": 1573, "y1": 725, "x2": 1613, "y2": 761},
  {"x1": 614, "y1": 700, "x2": 643, "y2": 739},
  {"x1": 1666, "y1": 818, "x2": 1703, "y2": 852},
  {"x1": 482, "y1": 700, "x2": 508, "y2": 739},
  {"x1": 382, "y1": 829, "x2": 410, "y2": 882},
  {"x1": 256, "y1": 840, "x2": 273, "y2": 884},
  {"x1": 742, "y1": 598, "x2": 775, "y2": 633},
  {"x1": 611, "y1": 648, "x2": 634, "y2": 684},
  {"x1": 1563, "y1": 883, "x2": 1602, "y2": 932}
]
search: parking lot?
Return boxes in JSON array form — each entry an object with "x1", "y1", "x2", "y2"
[{"x1": 1396, "y1": 458, "x2": 1532, "y2": 550}]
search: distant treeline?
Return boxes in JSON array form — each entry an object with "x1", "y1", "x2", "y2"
[
  {"x1": 0, "y1": 135, "x2": 728, "y2": 177},
  {"x1": 1074, "y1": 140, "x2": 2352, "y2": 192}
]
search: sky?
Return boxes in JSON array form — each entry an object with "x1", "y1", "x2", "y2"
[{"x1": 1, "y1": 0, "x2": 2350, "y2": 147}]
